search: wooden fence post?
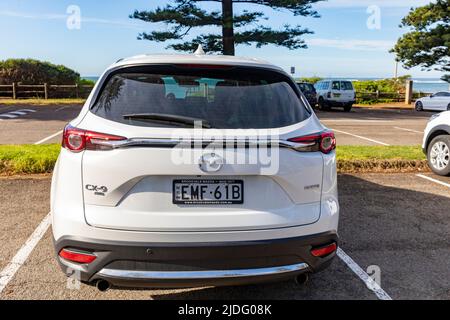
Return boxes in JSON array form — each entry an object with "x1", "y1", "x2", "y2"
[
  {"x1": 12, "y1": 83, "x2": 16, "y2": 99},
  {"x1": 405, "y1": 80, "x2": 413, "y2": 105},
  {"x1": 44, "y1": 83, "x2": 48, "y2": 99}
]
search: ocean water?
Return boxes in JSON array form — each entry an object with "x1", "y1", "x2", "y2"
[
  {"x1": 82, "y1": 76, "x2": 99, "y2": 82},
  {"x1": 411, "y1": 78, "x2": 449, "y2": 93},
  {"x1": 82, "y1": 76, "x2": 449, "y2": 93}
]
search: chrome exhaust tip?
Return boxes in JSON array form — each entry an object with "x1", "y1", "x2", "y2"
[{"x1": 294, "y1": 273, "x2": 309, "y2": 286}]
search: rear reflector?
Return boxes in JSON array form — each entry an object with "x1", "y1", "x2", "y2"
[
  {"x1": 59, "y1": 248, "x2": 97, "y2": 264},
  {"x1": 310, "y1": 242, "x2": 337, "y2": 257}
]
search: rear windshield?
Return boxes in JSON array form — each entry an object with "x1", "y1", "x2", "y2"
[
  {"x1": 297, "y1": 83, "x2": 314, "y2": 93},
  {"x1": 91, "y1": 65, "x2": 310, "y2": 129},
  {"x1": 332, "y1": 81, "x2": 341, "y2": 90}
]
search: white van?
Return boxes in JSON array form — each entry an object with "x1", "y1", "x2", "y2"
[{"x1": 315, "y1": 80, "x2": 356, "y2": 112}]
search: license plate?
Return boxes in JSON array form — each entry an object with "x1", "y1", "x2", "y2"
[{"x1": 173, "y1": 179, "x2": 244, "y2": 205}]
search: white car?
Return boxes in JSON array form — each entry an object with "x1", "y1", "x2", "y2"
[
  {"x1": 423, "y1": 111, "x2": 450, "y2": 176},
  {"x1": 315, "y1": 80, "x2": 356, "y2": 112},
  {"x1": 51, "y1": 53, "x2": 339, "y2": 291},
  {"x1": 415, "y1": 91, "x2": 450, "y2": 112}
]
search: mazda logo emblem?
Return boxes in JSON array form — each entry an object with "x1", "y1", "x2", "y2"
[{"x1": 199, "y1": 153, "x2": 224, "y2": 173}]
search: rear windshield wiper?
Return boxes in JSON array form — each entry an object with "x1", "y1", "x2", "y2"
[{"x1": 123, "y1": 113, "x2": 212, "y2": 128}]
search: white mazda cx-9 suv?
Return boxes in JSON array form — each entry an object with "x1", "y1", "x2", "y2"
[{"x1": 51, "y1": 53, "x2": 339, "y2": 290}]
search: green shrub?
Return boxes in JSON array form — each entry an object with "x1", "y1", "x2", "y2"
[
  {"x1": 0, "y1": 59, "x2": 80, "y2": 85},
  {"x1": 353, "y1": 76, "x2": 412, "y2": 104},
  {"x1": 77, "y1": 78, "x2": 96, "y2": 86},
  {"x1": 352, "y1": 75, "x2": 411, "y2": 93},
  {"x1": 297, "y1": 77, "x2": 323, "y2": 84}
]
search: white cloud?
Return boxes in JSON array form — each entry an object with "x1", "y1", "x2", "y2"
[
  {"x1": 0, "y1": 10, "x2": 65, "y2": 20},
  {"x1": 315, "y1": 0, "x2": 432, "y2": 8},
  {"x1": 308, "y1": 38, "x2": 395, "y2": 51},
  {"x1": 0, "y1": 10, "x2": 142, "y2": 30}
]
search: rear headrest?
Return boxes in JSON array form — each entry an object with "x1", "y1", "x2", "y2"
[
  {"x1": 214, "y1": 81, "x2": 237, "y2": 101},
  {"x1": 216, "y1": 80, "x2": 237, "y2": 87},
  {"x1": 185, "y1": 96, "x2": 207, "y2": 103},
  {"x1": 149, "y1": 79, "x2": 166, "y2": 101}
]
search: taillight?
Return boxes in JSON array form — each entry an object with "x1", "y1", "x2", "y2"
[
  {"x1": 62, "y1": 125, "x2": 126, "y2": 152},
  {"x1": 59, "y1": 248, "x2": 96, "y2": 264},
  {"x1": 311, "y1": 242, "x2": 337, "y2": 257},
  {"x1": 288, "y1": 131, "x2": 336, "y2": 154}
]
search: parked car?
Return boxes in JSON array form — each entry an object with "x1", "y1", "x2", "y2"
[
  {"x1": 315, "y1": 80, "x2": 356, "y2": 112},
  {"x1": 423, "y1": 111, "x2": 450, "y2": 176},
  {"x1": 415, "y1": 91, "x2": 450, "y2": 112},
  {"x1": 52, "y1": 53, "x2": 339, "y2": 291},
  {"x1": 297, "y1": 82, "x2": 317, "y2": 107}
]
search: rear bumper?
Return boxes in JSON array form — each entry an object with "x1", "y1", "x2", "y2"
[
  {"x1": 54, "y1": 232, "x2": 338, "y2": 288},
  {"x1": 95, "y1": 263, "x2": 310, "y2": 288}
]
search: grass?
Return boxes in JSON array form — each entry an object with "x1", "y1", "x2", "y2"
[
  {"x1": 356, "y1": 99, "x2": 400, "y2": 105},
  {"x1": 0, "y1": 144, "x2": 60, "y2": 175},
  {"x1": 336, "y1": 145, "x2": 428, "y2": 173},
  {"x1": 0, "y1": 98, "x2": 85, "y2": 105},
  {"x1": 336, "y1": 145, "x2": 426, "y2": 161},
  {"x1": 354, "y1": 102, "x2": 414, "y2": 109},
  {"x1": 0, "y1": 144, "x2": 428, "y2": 175}
]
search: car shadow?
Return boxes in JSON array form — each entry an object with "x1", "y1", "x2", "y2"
[
  {"x1": 121, "y1": 174, "x2": 450, "y2": 300},
  {"x1": 334, "y1": 174, "x2": 450, "y2": 300}
]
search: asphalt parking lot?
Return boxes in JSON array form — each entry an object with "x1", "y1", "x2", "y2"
[
  {"x1": 0, "y1": 104, "x2": 81, "y2": 145},
  {"x1": 0, "y1": 172, "x2": 448, "y2": 300},
  {"x1": 317, "y1": 108, "x2": 433, "y2": 146},
  {"x1": 0, "y1": 103, "x2": 436, "y2": 146}
]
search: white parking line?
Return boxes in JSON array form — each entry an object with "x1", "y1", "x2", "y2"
[
  {"x1": 337, "y1": 248, "x2": 392, "y2": 300},
  {"x1": 394, "y1": 127, "x2": 423, "y2": 134},
  {"x1": 0, "y1": 114, "x2": 18, "y2": 119},
  {"x1": 0, "y1": 109, "x2": 36, "y2": 119},
  {"x1": 0, "y1": 213, "x2": 51, "y2": 295},
  {"x1": 332, "y1": 129, "x2": 391, "y2": 146},
  {"x1": 56, "y1": 106, "x2": 70, "y2": 112},
  {"x1": 416, "y1": 174, "x2": 450, "y2": 188},
  {"x1": 34, "y1": 130, "x2": 63, "y2": 145},
  {"x1": 16, "y1": 109, "x2": 36, "y2": 113},
  {"x1": 7, "y1": 111, "x2": 27, "y2": 116}
]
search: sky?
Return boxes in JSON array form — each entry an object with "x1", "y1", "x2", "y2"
[{"x1": 0, "y1": 0, "x2": 443, "y2": 79}]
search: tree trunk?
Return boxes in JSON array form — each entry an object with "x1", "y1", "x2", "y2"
[{"x1": 222, "y1": 0, "x2": 235, "y2": 55}]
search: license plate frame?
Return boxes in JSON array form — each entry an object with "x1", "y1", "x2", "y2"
[{"x1": 172, "y1": 179, "x2": 244, "y2": 205}]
